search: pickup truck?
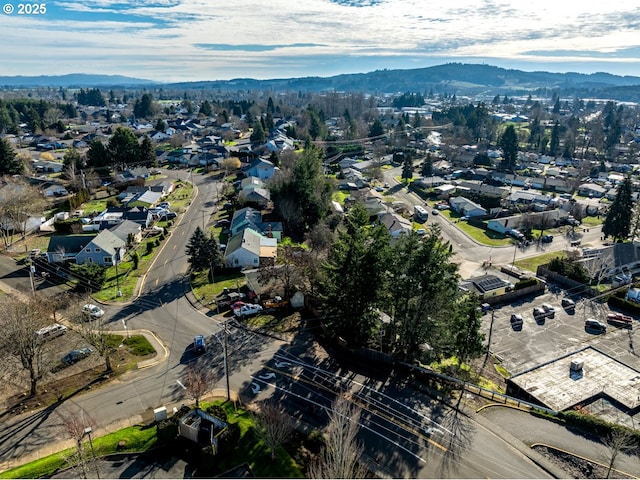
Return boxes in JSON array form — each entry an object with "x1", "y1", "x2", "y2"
[
  {"x1": 262, "y1": 296, "x2": 289, "y2": 312},
  {"x1": 606, "y1": 312, "x2": 633, "y2": 328}
]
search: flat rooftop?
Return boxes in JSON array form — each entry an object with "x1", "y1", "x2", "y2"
[{"x1": 509, "y1": 346, "x2": 640, "y2": 412}]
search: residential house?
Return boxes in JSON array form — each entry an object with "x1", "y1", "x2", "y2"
[
  {"x1": 239, "y1": 187, "x2": 270, "y2": 208},
  {"x1": 149, "y1": 181, "x2": 175, "y2": 197},
  {"x1": 126, "y1": 190, "x2": 163, "y2": 208},
  {"x1": 230, "y1": 207, "x2": 283, "y2": 240},
  {"x1": 75, "y1": 229, "x2": 126, "y2": 266},
  {"x1": 224, "y1": 228, "x2": 277, "y2": 268},
  {"x1": 457, "y1": 180, "x2": 510, "y2": 199},
  {"x1": 46, "y1": 234, "x2": 96, "y2": 263},
  {"x1": 415, "y1": 176, "x2": 447, "y2": 188},
  {"x1": 379, "y1": 211, "x2": 412, "y2": 238},
  {"x1": 578, "y1": 183, "x2": 606, "y2": 198},
  {"x1": 487, "y1": 209, "x2": 569, "y2": 234},
  {"x1": 243, "y1": 158, "x2": 277, "y2": 180},
  {"x1": 449, "y1": 196, "x2": 487, "y2": 217},
  {"x1": 110, "y1": 219, "x2": 143, "y2": 244},
  {"x1": 32, "y1": 160, "x2": 64, "y2": 174},
  {"x1": 504, "y1": 191, "x2": 554, "y2": 210}
]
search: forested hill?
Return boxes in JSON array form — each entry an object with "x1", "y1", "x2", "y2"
[{"x1": 166, "y1": 63, "x2": 640, "y2": 100}]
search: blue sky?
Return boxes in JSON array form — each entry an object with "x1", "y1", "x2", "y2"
[{"x1": 2, "y1": 0, "x2": 640, "y2": 82}]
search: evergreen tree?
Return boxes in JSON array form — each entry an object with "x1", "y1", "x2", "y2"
[
  {"x1": 603, "y1": 177, "x2": 634, "y2": 242},
  {"x1": 319, "y1": 203, "x2": 392, "y2": 347},
  {"x1": 369, "y1": 118, "x2": 385, "y2": 138},
  {"x1": 421, "y1": 153, "x2": 433, "y2": 177},
  {"x1": 133, "y1": 93, "x2": 154, "y2": 119},
  {"x1": 448, "y1": 294, "x2": 485, "y2": 364},
  {"x1": 499, "y1": 124, "x2": 518, "y2": 171},
  {"x1": 250, "y1": 120, "x2": 266, "y2": 143},
  {"x1": 387, "y1": 228, "x2": 459, "y2": 362},
  {"x1": 139, "y1": 136, "x2": 156, "y2": 166},
  {"x1": 549, "y1": 121, "x2": 560, "y2": 156},
  {"x1": 199, "y1": 100, "x2": 212, "y2": 117},
  {"x1": 185, "y1": 226, "x2": 222, "y2": 278},
  {"x1": 401, "y1": 153, "x2": 413, "y2": 181},
  {"x1": 0, "y1": 138, "x2": 23, "y2": 175},
  {"x1": 155, "y1": 118, "x2": 167, "y2": 132},
  {"x1": 107, "y1": 126, "x2": 139, "y2": 168},
  {"x1": 86, "y1": 139, "x2": 109, "y2": 169}
]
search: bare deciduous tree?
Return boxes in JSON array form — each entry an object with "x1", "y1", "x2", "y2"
[
  {"x1": 183, "y1": 362, "x2": 214, "y2": 408},
  {"x1": 0, "y1": 295, "x2": 52, "y2": 396},
  {"x1": 603, "y1": 428, "x2": 637, "y2": 479},
  {"x1": 308, "y1": 397, "x2": 367, "y2": 479},
  {"x1": 0, "y1": 177, "x2": 45, "y2": 247},
  {"x1": 59, "y1": 408, "x2": 99, "y2": 479},
  {"x1": 255, "y1": 400, "x2": 295, "y2": 460},
  {"x1": 70, "y1": 299, "x2": 116, "y2": 372}
]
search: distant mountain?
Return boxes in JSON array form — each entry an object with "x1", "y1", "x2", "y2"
[
  {"x1": 3, "y1": 64, "x2": 640, "y2": 100},
  {"x1": 165, "y1": 63, "x2": 640, "y2": 100},
  {"x1": 0, "y1": 74, "x2": 154, "y2": 87}
]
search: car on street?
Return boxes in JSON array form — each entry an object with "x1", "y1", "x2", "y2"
[
  {"x1": 194, "y1": 335, "x2": 207, "y2": 354},
  {"x1": 233, "y1": 303, "x2": 263, "y2": 318},
  {"x1": 431, "y1": 209, "x2": 439, "y2": 215},
  {"x1": 62, "y1": 347, "x2": 93, "y2": 365},
  {"x1": 82, "y1": 303, "x2": 104, "y2": 318}
]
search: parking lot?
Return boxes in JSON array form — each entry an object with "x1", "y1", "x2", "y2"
[{"x1": 482, "y1": 287, "x2": 640, "y2": 377}]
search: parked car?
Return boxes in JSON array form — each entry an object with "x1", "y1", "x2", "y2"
[
  {"x1": 510, "y1": 314, "x2": 523, "y2": 329},
  {"x1": 541, "y1": 235, "x2": 553, "y2": 243},
  {"x1": 62, "y1": 347, "x2": 93, "y2": 365},
  {"x1": 157, "y1": 202, "x2": 171, "y2": 209},
  {"x1": 263, "y1": 296, "x2": 289, "y2": 311},
  {"x1": 82, "y1": 303, "x2": 104, "y2": 318},
  {"x1": 436, "y1": 203, "x2": 450, "y2": 210},
  {"x1": 233, "y1": 303, "x2": 263, "y2": 318},
  {"x1": 533, "y1": 306, "x2": 546, "y2": 320},
  {"x1": 432, "y1": 209, "x2": 439, "y2": 215},
  {"x1": 416, "y1": 228, "x2": 426, "y2": 236},
  {"x1": 160, "y1": 211, "x2": 177, "y2": 220},
  {"x1": 542, "y1": 303, "x2": 555, "y2": 317},
  {"x1": 194, "y1": 335, "x2": 207, "y2": 354},
  {"x1": 561, "y1": 298, "x2": 576, "y2": 310},
  {"x1": 606, "y1": 312, "x2": 633, "y2": 328},
  {"x1": 585, "y1": 318, "x2": 607, "y2": 334},
  {"x1": 216, "y1": 219, "x2": 230, "y2": 227}
]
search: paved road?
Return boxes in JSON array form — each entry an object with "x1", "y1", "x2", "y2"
[{"x1": 381, "y1": 166, "x2": 605, "y2": 278}]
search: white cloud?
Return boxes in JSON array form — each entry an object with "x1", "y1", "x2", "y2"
[{"x1": 1, "y1": 0, "x2": 639, "y2": 80}]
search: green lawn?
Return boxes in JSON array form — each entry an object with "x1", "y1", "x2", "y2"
[
  {"x1": 454, "y1": 222, "x2": 513, "y2": 247},
  {"x1": 191, "y1": 270, "x2": 246, "y2": 304},
  {"x1": 580, "y1": 216, "x2": 603, "y2": 227},
  {"x1": 515, "y1": 250, "x2": 566, "y2": 273},
  {"x1": 332, "y1": 190, "x2": 350, "y2": 205}
]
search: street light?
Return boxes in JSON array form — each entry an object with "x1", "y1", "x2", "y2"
[{"x1": 83, "y1": 426, "x2": 100, "y2": 479}]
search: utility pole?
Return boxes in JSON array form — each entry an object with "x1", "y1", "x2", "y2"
[
  {"x1": 29, "y1": 263, "x2": 36, "y2": 296},
  {"x1": 115, "y1": 249, "x2": 121, "y2": 297},
  {"x1": 484, "y1": 308, "x2": 495, "y2": 365},
  {"x1": 224, "y1": 320, "x2": 230, "y2": 401}
]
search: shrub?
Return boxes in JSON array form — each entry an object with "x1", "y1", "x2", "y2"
[
  {"x1": 514, "y1": 278, "x2": 538, "y2": 290},
  {"x1": 131, "y1": 251, "x2": 139, "y2": 270},
  {"x1": 146, "y1": 242, "x2": 153, "y2": 255},
  {"x1": 548, "y1": 257, "x2": 590, "y2": 284}
]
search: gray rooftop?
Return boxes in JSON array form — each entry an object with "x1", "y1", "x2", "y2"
[{"x1": 509, "y1": 346, "x2": 640, "y2": 412}]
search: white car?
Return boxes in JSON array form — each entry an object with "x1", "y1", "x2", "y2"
[
  {"x1": 82, "y1": 303, "x2": 104, "y2": 318},
  {"x1": 233, "y1": 303, "x2": 263, "y2": 318}
]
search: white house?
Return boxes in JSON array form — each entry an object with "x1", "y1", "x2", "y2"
[{"x1": 224, "y1": 228, "x2": 277, "y2": 268}]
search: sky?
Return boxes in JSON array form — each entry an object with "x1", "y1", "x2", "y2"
[{"x1": 2, "y1": 0, "x2": 640, "y2": 83}]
